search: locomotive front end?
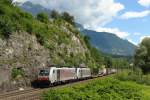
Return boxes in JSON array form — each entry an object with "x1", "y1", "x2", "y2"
[{"x1": 37, "y1": 68, "x2": 51, "y2": 86}]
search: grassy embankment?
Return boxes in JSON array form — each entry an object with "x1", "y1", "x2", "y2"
[{"x1": 42, "y1": 76, "x2": 150, "y2": 100}]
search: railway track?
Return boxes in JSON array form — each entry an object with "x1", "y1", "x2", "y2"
[
  {"x1": 0, "y1": 88, "x2": 40, "y2": 100},
  {"x1": 0, "y1": 74, "x2": 113, "y2": 100}
]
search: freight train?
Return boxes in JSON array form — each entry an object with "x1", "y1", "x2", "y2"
[{"x1": 37, "y1": 66, "x2": 117, "y2": 86}]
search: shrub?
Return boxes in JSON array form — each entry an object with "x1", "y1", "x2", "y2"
[
  {"x1": 0, "y1": 16, "x2": 14, "y2": 38},
  {"x1": 50, "y1": 10, "x2": 61, "y2": 19},
  {"x1": 61, "y1": 12, "x2": 75, "y2": 25},
  {"x1": 37, "y1": 13, "x2": 49, "y2": 23},
  {"x1": 115, "y1": 68, "x2": 150, "y2": 86},
  {"x1": 11, "y1": 68, "x2": 24, "y2": 79},
  {"x1": 42, "y1": 78, "x2": 146, "y2": 100}
]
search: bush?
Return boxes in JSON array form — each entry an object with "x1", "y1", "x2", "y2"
[
  {"x1": 42, "y1": 78, "x2": 146, "y2": 100},
  {"x1": 0, "y1": 16, "x2": 14, "y2": 38},
  {"x1": 115, "y1": 68, "x2": 150, "y2": 86},
  {"x1": 61, "y1": 12, "x2": 75, "y2": 25},
  {"x1": 37, "y1": 13, "x2": 49, "y2": 23},
  {"x1": 50, "y1": 10, "x2": 61, "y2": 19},
  {"x1": 11, "y1": 68, "x2": 25, "y2": 79}
]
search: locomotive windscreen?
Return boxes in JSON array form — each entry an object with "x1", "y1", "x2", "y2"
[{"x1": 39, "y1": 69, "x2": 49, "y2": 76}]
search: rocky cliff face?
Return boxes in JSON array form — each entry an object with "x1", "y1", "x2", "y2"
[
  {"x1": 0, "y1": 32, "x2": 51, "y2": 69},
  {"x1": 0, "y1": 28, "x2": 89, "y2": 91},
  {"x1": 0, "y1": 32, "x2": 50, "y2": 90},
  {"x1": 0, "y1": 0, "x2": 92, "y2": 91}
]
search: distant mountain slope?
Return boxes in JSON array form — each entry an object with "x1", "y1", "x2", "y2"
[
  {"x1": 76, "y1": 23, "x2": 136, "y2": 56},
  {"x1": 19, "y1": 1, "x2": 51, "y2": 16},
  {"x1": 82, "y1": 30, "x2": 136, "y2": 56}
]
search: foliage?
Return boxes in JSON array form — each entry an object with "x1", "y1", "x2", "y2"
[
  {"x1": 0, "y1": 0, "x2": 102, "y2": 68},
  {"x1": 115, "y1": 69, "x2": 150, "y2": 85},
  {"x1": 61, "y1": 12, "x2": 75, "y2": 26},
  {"x1": 50, "y1": 10, "x2": 75, "y2": 25},
  {"x1": 37, "y1": 12, "x2": 49, "y2": 23},
  {"x1": 42, "y1": 78, "x2": 149, "y2": 100},
  {"x1": 0, "y1": 16, "x2": 14, "y2": 38},
  {"x1": 0, "y1": 0, "x2": 12, "y2": 5},
  {"x1": 104, "y1": 56, "x2": 112, "y2": 68},
  {"x1": 112, "y1": 58, "x2": 129, "y2": 69},
  {"x1": 11, "y1": 68, "x2": 25, "y2": 79},
  {"x1": 83, "y1": 35, "x2": 104, "y2": 68},
  {"x1": 134, "y1": 37, "x2": 150, "y2": 74},
  {"x1": 50, "y1": 10, "x2": 61, "y2": 19},
  {"x1": 83, "y1": 35, "x2": 91, "y2": 49},
  {"x1": 0, "y1": 0, "x2": 130, "y2": 70}
]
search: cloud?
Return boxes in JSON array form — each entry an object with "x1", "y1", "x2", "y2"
[
  {"x1": 120, "y1": 10, "x2": 150, "y2": 19},
  {"x1": 12, "y1": 0, "x2": 28, "y2": 3},
  {"x1": 94, "y1": 27, "x2": 129, "y2": 38},
  {"x1": 138, "y1": 0, "x2": 150, "y2": 7},
  {"x1": 13, "y1": 0, "x2": 124, "y2": 29},
  {"x1": 128, "y1": 39, "x2": 137, "y2": 45},
  {"x1": 133, "y1": 32, "x2": 141, "y2": 36},
  {"x1": 140, "y1": 35, "x2": 150, "y2": 42}
]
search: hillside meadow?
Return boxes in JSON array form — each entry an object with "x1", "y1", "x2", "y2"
[{"x1": 42, "y1": 77, "x2": 150, "y2": 100}]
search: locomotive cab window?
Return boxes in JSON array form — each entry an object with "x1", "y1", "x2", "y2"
[
  {"x1": 39, "y1": 70, "x2": 49, "y2": 76},
  {"x1": 53, "y1": 70, "x2": 55, "y2": 73}
]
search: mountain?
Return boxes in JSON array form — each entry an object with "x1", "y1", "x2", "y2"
[
  {"x1": 18, "y1": 1, "x2": 136, "y2": 56},
  {"x1": 76, "y1": 23, "x2": 136, "y2": 56},
  {"x1": 19, "y1": 1, "x2": 51, "y2": 16}
]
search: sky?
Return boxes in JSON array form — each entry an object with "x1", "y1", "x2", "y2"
[{"x1": 13, "y1": 0, "x2": 150, "y2": 45}]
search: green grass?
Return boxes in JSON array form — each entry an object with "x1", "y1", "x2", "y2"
[
  {"x1": 115, "y1": 69, "x2": 150, "y2": 86},
  {"x1": 42, "y1": 77, "x2": 150, "y2": 100}
]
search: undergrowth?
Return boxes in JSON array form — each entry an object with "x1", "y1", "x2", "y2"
[{"x1": 42, "y1": 77, "x2": 150, "y2": 100}]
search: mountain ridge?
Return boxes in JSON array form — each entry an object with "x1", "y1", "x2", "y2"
[
  {"x1": 76, "y1": 23, "x2": 136, "y2": 56},
  {"x1": 18, "y1": 1, "x2": 136, "y2": 56}
]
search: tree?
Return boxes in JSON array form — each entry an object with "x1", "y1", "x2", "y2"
[
  {"x1": 61, "y1": 12, "x2": 75, "y2": 25},
  {"x1": 104, "y1": 56, "x2": 112, "y2": 68},
  {"x1": 0, "y1": 0, "x2": 12, "y2": 5},
  {"x1": 0, "y1": 16, "x2": 14, "y2": 38},
  {"x1": 37, "y1": 13, "x2": 49, "y2": 23},
  {"x1": 134, "y1": 37, "x2": 150, "y2": 74},
  {"x1": 84, "y1": 35, "x2": 91, "y2": 49},
  {"x1": 50, "y1": 10, "x2": 61, "y2": 19}
]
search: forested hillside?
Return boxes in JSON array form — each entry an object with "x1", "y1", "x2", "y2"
[
  {"x1": 18, "y1": 1, "x2": 136, "y2": 56},
  {"x1": 0, "y1": 0, "x2": 103, "y2": 90}
]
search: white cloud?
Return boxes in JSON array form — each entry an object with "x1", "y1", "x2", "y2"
[
  {"x1": 93, "y1": 27, "x2": 129, "y2": 38},
  {"x1": 140, "y1": 35, "x2": 150, "y2": 42},
  {"x1": 12, "y1": 0, "x2": 28, "y2": 3},
  {"x1": 138, "y1": 0, "x2": 150, "y2": 7},
  {"x1": 120, "y1": 10, "x2": 150, "y2": 19},
  {"x1": 13, "y1": 0, "x2": 124, "y2": 29},
  {"x1": 133, "y1": 32, "x2": 141, "y2": 36},
  {"x1": 128, "y1": 39, "x2": 137, "y2": 45}
]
